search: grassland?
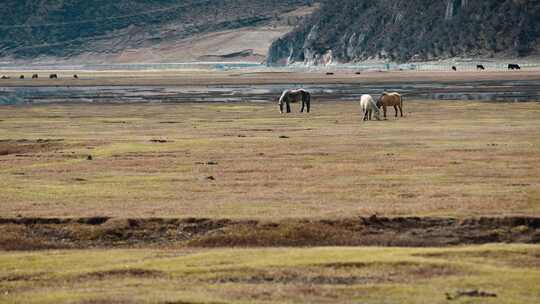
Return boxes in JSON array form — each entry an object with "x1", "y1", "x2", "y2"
[
  {"x1": 1, "y1": 82, "x2": 540, "y2": 303},
  {"x1": 1, "y1": 100, "x2": 539, "y2": 219},
  {"x1": 1, "y1": 244, "x2": 539, "y2": 303}
]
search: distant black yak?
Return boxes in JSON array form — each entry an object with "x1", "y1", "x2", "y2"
[
  {"x1": 476, "y1": 65, "x2": 485, "y2": 70},
  {"x1": 49, "y1": 74, "x2": 58, "y2": 79},
  {"x1": 508, "y1": 64, "x2": 521, "y2": 70}
]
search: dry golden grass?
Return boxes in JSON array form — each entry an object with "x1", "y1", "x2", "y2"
[
  {"x1": 0, "y1": 245, "x2": 539, "y2": 303},
  {"x1": 0, "y1": 100, "x2": 539, "y2": 218}
]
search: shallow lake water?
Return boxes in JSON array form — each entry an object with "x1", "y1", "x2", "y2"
[{"x1": 1, "y1": 80, "x2": 539, "y2": 105}]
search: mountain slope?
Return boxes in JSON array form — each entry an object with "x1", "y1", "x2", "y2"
[
  {"x1": 0, "y1": 0, "x2": 315, "y2": 63},
  {"x1": 268, "y1": 0, "x2": 540, "y2": 65}
]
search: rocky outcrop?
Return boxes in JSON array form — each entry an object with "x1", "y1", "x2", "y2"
[{"x1": 268, "y1": 0, "x2": 540, "y2": 65}]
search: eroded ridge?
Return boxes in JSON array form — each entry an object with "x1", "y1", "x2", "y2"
[{"x1": 1, "y1": 216, "x2": 538, "y2": 250}]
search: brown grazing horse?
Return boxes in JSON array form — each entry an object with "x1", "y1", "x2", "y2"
[{"x1": 377, "y1": 92, "x2": 403, "y2": 119}]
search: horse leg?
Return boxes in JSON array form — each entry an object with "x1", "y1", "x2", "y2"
[
  {"x1": 369, "y1": 110, "x2": 373, "y2": 120},
  {"x1": 399, "y1": 104, "x2": 403, "y2": 117},
  {"x1": 279, "y1": 101, "x2": 284, "y2": 114},
  {"x1": 303, "y1": 92, "x2": 311, "y2": 113},
  {"x1": 300, "y1": 98, "x2": 305, "y2": 113},
  {"x1": 286, "y1": 101, "x2": 291, "y2": 113},
  {"x1": 394, "y1": 105, "x2": 398, "y2": 117},
  {"x1": 383, "y1": 106, "x2": 387, "y2": 119}
]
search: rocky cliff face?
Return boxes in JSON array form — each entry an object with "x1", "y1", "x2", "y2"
[
  {"x1": 268, "y1": 0, "x2": 540, "y2": 65},
  {"x1": 0, "y1": 0, "x2": 313, "y2": 62}
]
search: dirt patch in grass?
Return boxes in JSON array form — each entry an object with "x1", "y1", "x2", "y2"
[
  {"x1": 0, "y1": 272, "x2": 47, "y2": 282},
  {"x1": 0, "y1": 216, "x2": 538, "y2": 250},
  {"x1": 208, "y1": 261, "x2": 462, "y2": 285},
  {"x1": 0, "y1": 223, "x2": 61, "y2": 250},
  {"x1": 159, "y1": 301, "x2": 227, "y2": 304},
  {"x1": 79, "y1": 299, "x2": 137, "y2": 304},
  {"x1": 189, "y1": 216, "x2": 540, "y2": 247},
  {"x1": 77, "y1": 268, "x2": 166, "y2": 281},
  {"x1": 0, "y1": 139, "x2": 64, "y2": 156},
  {"x1": 418, "y1": 248, "x2": 540, "y2": 268}
]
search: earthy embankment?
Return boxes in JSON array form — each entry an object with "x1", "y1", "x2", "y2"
[{"x1": 1, "y1": 216, "x2": 539, "y2": 250}]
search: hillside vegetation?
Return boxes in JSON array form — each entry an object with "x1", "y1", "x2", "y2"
[
  {"x1": 268, "y1": 0, "x2": 540, "y2": 65},
  {"x1": 0, "y1": 0, "x2": 313, "y2": 62}
]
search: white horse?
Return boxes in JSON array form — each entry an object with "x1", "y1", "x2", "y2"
[
  {"x1": 360, "y1": 94, "x2": 381, "y2": 121},
  {"x1": 278, "y1": 89, "x2": 311, "y2": 113}
]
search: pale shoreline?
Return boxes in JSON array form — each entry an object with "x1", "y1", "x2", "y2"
[{"x1": 1, "y1": 69, "x2": 540, "y2": 87}]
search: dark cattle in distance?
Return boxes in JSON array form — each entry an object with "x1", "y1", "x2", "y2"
[
  {"x1": 326, "y1": 72, "x2": 335, "y2": 75},
  {"x1": 20, "y1": 75, "x2": 25, "y2": 79},
  {"x1": 476, "y1": 65, "x2": 485, "y2": 70},
  {"x1": 49, "y1": 74, "x2": 58, "y2": 79},
  {"x1": 508, "y1": 64, "x2": 521, "y2": 70},
  {"x1": 452, "y1": 66, "x2": 457, "y2": 71},
  {"x1": 32, "y1": 74, "x2": 39, "y2": 79},
  {"x1": 73, "y1": 74, "x2": 79, "y2": 79}
]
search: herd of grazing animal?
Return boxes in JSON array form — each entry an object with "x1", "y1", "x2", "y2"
[
  {"x1": 279, "y1": 88, "x2": 403, "y2": 122},
  {"x1": 358, "y1": 92, "x2": 403, "y2": 121},
  {"x1": 450, "y1": 63, "x2": 522, "y2": 71},
  {"x1": 0, "y1": 73, "x2": 80, "y2": 80}
]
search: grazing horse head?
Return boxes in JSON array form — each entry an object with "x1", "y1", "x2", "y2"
[
  {"x1": 376, "y1": 92, "x2": 387, "y2": 109},
  {"x1": 360, "y1": 94, "x2": 380, "y2": 121}
]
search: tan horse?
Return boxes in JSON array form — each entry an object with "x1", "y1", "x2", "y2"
[{"x1": 377, "y1": 92, "x2": 403, "y2": 119}]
